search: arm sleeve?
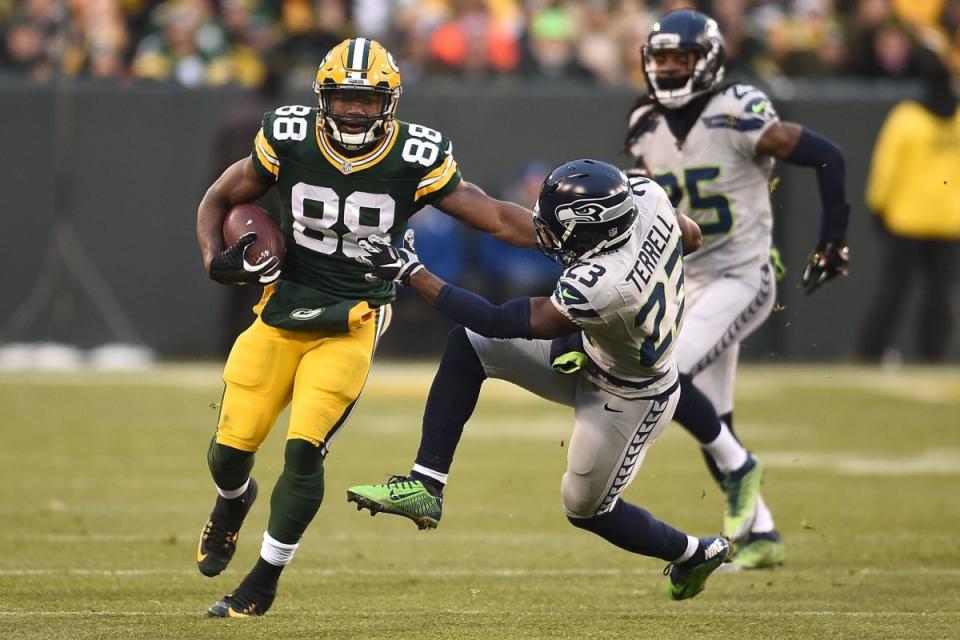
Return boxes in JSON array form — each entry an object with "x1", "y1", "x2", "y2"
[
  {"x1": 784, "y1": 127, "x2": 850, "y2": 241},
  {"x1": 251, "y1": 117, "x2": 280, "y2": 183},
  {"x1": 434, "y1": 284, "x2": 532, "y2": 339}
]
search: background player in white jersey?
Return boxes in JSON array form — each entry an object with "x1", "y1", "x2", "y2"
[
  {"x1": 345, "y1": 160, "x2": 729, "y2": 600},
  {"x1": 625, "y1": 10, "x2": 851, "y2": 568}
]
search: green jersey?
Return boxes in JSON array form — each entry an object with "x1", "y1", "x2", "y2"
[{"x1": 251, "y1": 105, "x2": 462, "y2": 329}]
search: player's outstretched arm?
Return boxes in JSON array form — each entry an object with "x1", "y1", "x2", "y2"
[
  {"x1": 756, "y1": 121, "x2": 850, "y2": 294},
  {"x1": 197, "y1": 157, "x2": 272, "y2": 274},
  {"x1": 434, "y1": 180, "x2": 537, "y2": 249},
  {"x1": 357, "y1": 231, "x2": 576, "y2": 339}
]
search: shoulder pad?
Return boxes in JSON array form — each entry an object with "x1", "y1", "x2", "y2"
[
  {"x1": 628, "y1": 102, "x2": 656, "y2": 127},
  {"x1": 629, "y1": 176, "x2": 670, "y2": 204},
  {"x1": 703, "y1": 85, "x2": 778, "y2": 132},
  {"x1": 400, "y1": 121, "x2": 461, "y2": 203},
  {"x1": 718, "y1": 84, "x2": 776, "y2": 115},
  {"x1": 261, "y1": 105, "x2": 315, "y2": 148},
  {"x1": 552, "y1": 276, "x2": 602, "y2": 323}
]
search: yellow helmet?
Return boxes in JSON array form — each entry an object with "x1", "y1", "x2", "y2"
[{"x1": 313, "y1": 37, "x2": 402, "y2": 150}]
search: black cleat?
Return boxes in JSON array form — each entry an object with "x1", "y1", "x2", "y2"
[
  {"x1": 207, "y1": 560, "x2": 279, "y2": 618},
  {"x1": 197, "y1": 478, "x2": 258, "y2": 577},
  {"x1": 207, "y1": 583, "x2": 277, "y2": 618}
]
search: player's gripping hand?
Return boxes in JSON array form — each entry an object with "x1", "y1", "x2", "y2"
[
  {"x1": 209, "y1": 232, "x2": 281, "y2": 286},
  {"x1": 801, "y1": 240, "x2": 849, "y2": 295},
  {"x1": 357, "y1": 229, "x2": 424, "y2": 284}
]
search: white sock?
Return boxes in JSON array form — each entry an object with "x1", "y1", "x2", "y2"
[
  {"x1": 672, "y1": 535, "x2": 699, "y2": 564},
  {"x1": 750, "y1": 497, "x2": 775, "y2": 533},
  {"x1": 702, "y1": 421, "x2": 748, "y2": 473},
  {"x1": 412, "y1": 464, "x2": 448, "y2": 486},
  {"x1": 217, "y1": 478, "x2": 249, "y2": 500},
  {"x1": 260, "y1": 532, "x2": 299, "y2": 567}
]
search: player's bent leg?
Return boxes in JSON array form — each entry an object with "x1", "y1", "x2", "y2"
[
  {"x1": 199, "y1": 318, "x2": 301, "y2": 578},
  {"x1": 268, "y1": 439, "x2": 325, "y2": 542},
  {"x1": 197, "y1": 467, "x2": 259, "y2": 578},
  {"x1": 349, "y1": 331, "x2": 577, "y2": 528},
  {"x1": 566, "y1": 500, "x2": 689, "y2": 560},
  {"x1": 674, "y1": 265, "x2": 776, "y2": 541},
  {"x1": 286, "y1": 306, "x2": 385, "y2": 452},
  {"x1": 561, "y1": 383, "x2": 728, "y2": 599},
  {"x1": 209, "y1": 438, "x2": 324, "y2": 618},
  {"x1": 216, "y1": 317, "x2": 300, "y2": 452},
  {"x1": 415, "y1": 326, "x2": 488, "y2": 479},
  {"x1": 348, "y1": 326, "x2": 482, "y2": 527}
]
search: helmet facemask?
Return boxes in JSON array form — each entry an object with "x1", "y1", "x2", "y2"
[
  {"x1": 315, "y1": 84, "x2": 399, "y2": 151},
  {"x1": 642, "y1": 14, "x2": 726, "y2": 109},
  {"x1": 535, "y1": 173, "x2": 639, "y2": 267},
  {"x1": 534, "y1": 205, "x2": 577, "y2": 266},
  {"x1": 313, "y1": 37, "x2": 403, "y2": 152}
]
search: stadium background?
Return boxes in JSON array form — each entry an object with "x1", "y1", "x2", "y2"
[
  {"x1": 2, "y1": 3, "x2": 959, "y2": 638},
  {"x1": 0, "y1": 0, "x2": 957, "y2": 363}
]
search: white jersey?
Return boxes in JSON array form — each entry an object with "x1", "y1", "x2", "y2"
[
  {"x1": 550, "y1": 178, "x2": 683, "y2": 398},
  {"x1": 626, "y1": 83, "x2": 778, "y2": 279}
]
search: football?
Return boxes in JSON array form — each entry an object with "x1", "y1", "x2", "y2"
[{"x1": 222, "y1": 203, "x2": 285, "y2": 271}]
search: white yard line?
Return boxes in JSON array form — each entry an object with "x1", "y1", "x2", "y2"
[
  {"x1": 761, "y1": 448, "x2": 960, "y2": 475},
  {"x1": 0, "y1": 609, "x2": 956, "y2": 618},
  {"x1": 2, "y1": 567, "x2": 959, "y2": 578}
]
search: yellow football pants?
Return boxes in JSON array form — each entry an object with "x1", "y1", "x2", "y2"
[{"x1": 215, "y1": 303, "x2": 390, "y2": 454}]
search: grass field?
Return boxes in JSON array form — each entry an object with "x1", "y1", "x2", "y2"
[{"x1": 1, "y1": 362, "x2": 958, "y2": 639}]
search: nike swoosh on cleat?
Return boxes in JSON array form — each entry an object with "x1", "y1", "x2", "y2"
[
  {"x1": 603, "y1": 403, "x2": 623, "y2": 413},
  {"x1": 389, "y1": 490, "x2": 419, "y2": 501},
  {"x1": 197, "y1": 530, "x2": 207, "y2": 563}
]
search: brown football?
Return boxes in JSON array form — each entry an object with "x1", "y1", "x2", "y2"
[{"x1": 222, "y1": 204, "x2": 285, "y2": 270}]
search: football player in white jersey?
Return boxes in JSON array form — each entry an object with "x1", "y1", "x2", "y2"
[
  {"x1": 346, "y1": 160, "x2": 730, "y2": 600},
  {"x1": 625, "y1": 10, "x2": 851, "y2": 568}
]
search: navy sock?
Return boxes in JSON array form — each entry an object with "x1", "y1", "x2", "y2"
[
  {"x1": 413, "y1": 326, "x2": 486, "y2": 476},
  {"x1": 674, "y1": 374, "x2": 723, "y2": 444},
  {"x1": 567, "y1": 500, "x2": 689, "y2": 562}
]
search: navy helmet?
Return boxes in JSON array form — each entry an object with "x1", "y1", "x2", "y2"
[
  {"x1": 534, "y1": 159, "x2": 638, "y2": 266},
  {"x1": 643, "y1": 10, "x2": 725, "y2": 108}
]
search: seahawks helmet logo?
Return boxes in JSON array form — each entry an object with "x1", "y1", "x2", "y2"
[{"x1": 555, "y1": 196, "x2": 633, "y2": 226}]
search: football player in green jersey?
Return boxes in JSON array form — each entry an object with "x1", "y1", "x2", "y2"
[{"x1": 195, "y1": 37, "x2": 537, "y2": 618}]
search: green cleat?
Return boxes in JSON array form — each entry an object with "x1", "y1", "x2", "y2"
[
  {"x1": 665, "y1": 537, "x2": 730, "y2": 601},
  {"x1": 722, "y1": 456, "x2": 764, "y2": 541},
  {"x1": 731, "y1": 531, "x2": 786, "y2": 570},
  {"x1": 346, "y1": 475, "x2": 442, "y2": 530}
]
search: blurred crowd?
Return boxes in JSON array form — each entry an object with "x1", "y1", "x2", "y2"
[{"x1": 2, "y1": 0, "x2": 960, "y2": 88}]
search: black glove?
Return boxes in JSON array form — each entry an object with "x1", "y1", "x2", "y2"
[
  {"x1": 209, "y1": 232, "x2": 281, "y2": 285},
  {"x1": 357, "y1": 229, "x2": 424, "y2": 284},
  {"x1": 801, "y1": 240, "x2": 849, "y2": 295}
]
